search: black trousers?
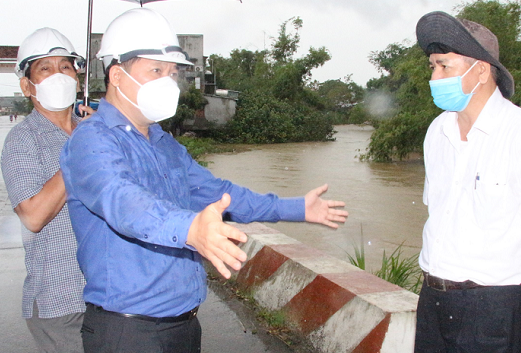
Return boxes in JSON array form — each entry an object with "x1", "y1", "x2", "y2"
[
  {"x1": 415, "y1": 281, "x2": 521, "y2": 353},
  {"x1": 82, "y1": 304, "x2": 201, "y2": 353}
]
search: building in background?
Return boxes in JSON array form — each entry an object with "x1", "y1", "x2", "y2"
[
  {"x1": 0, "y1": 33, "x2": 236, "y2": 128},
  {"x1": 88, "y1": 33, "x2": 207, "y2": 95},
  {"x1": 178, "y1": 34, "x2": 204, "y2": 90},
  {"x1": 0, "y1": 46, "x2": 17, "y2": 74}
]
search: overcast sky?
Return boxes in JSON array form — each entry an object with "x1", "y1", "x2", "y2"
[{"x1": 0, "y1": 0, "x2": 485, "y2": 96}]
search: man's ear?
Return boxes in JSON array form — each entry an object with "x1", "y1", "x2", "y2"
[
  {"x1": 109, "y1": 65, "x2": 121, "y2": 88},
  {"x1": 19, "y1": 77, "x2": 32, "y2": 98},
  {"x1": 478, "y1": 61, "x2": 492, "y2": 85}
]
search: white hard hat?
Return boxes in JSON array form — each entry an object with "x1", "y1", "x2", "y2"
[
  {"x1": 97, "y1": 8, "x2": 193, "y2": 69},
  {"x1": 15, "y1": 27, "x2": 84, "y2": 78}
]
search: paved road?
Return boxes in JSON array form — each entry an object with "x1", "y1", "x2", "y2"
[{"x1": 0, "y1": 114, "x2": 299, "y2": 353}]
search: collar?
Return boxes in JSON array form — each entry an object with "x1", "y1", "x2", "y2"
[
  {"x1": 97, "y1": 98, "x2": 132, "y2": 129},
  {"x1": 29, "y1": 108, "x2": 80, "y2": 134},
  {"x1": 440, "y1": 87, "x2": 504, "y2": 143},
  {"x1": 96, "y1": 98, "x2": 166, "y2": 143},
  {"x1": 470, "y1": 87, "x2": 503, "y2": 136}
]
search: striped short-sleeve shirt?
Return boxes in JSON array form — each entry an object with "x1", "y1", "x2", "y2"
[{"x1": 1, "y1": 109, "x2": 85, "y2": 319}]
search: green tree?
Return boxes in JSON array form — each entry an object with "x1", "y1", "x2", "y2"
[
  {"x1": 213, "y1": 91, "x2": 334, "y2": 143},
  {"x1": 160, "y1": 85, "x2": 208, "y2": 136},
  {"x1": 209, "y1": 49, "x2": 270, "y2": 92},
  {"x1": 456, "y1": 0, "x2": 521, "y2": 106},
  {"x1": 316, "y1": 75, "x2": 365, "y2": 123},
  {"x1": 369, "y1": 43, "x2": 408, "y2": 76},
  {"x1": 362, "y1": 0, "x2": 521, "y2": 161},
  {"x1": 208, "y1": 17, "x2": 335, "y2": 143},
  {"x1": 318, "y1": 76, "x2": 364, "y2": 108},
  {"x1": 272, "y1": 46, "x2": 331, "y2": 102},
  {"x1": 13, "y1": 98, "x2": 33, "y2": 115},
  {"x1": 271, "y1": 17, "x2": 303, "y2": 63}
]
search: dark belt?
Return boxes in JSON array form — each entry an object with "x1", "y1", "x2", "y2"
[
  {"x1": 423, "y1": 271, "x2": 485, "y2": 292},
  {"x1": 86, "y1": 303, "x2": 198, "y2": 324}
]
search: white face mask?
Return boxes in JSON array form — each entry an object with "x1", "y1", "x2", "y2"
[
  {"x1": 30, "y1": 73, "x2": 77, "y2": 112},
  {"x1": 117, "y1": 67, "x2": 180, "y2": 122}
]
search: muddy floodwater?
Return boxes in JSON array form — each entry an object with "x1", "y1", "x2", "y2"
[{"x1": 205, "y1": 124, "x2": 428, "y2": 271}]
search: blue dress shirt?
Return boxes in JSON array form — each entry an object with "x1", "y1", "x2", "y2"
[{"x1": 60, "y1": 99, "x2": 305, "y2": 317}]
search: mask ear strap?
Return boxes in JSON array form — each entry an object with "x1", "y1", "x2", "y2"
[
  {"x1": 28, "y1": 80, "x2": 37, "y2": 100},
  {"x1": 470, "y1": 81, "x2": 481, "y2": 94},
  {"x1": 462, "y1": 60, "x2": 479, "y2": 78},
  {"x1": 119, "y1": 67, "x2": 142, "y2": 88},
  {"x1": 464, "y1": 61, "x2": 481, "y2": 94},
  {"x1": 117, "y1": 86, "x2": 141, "y2": 112}
]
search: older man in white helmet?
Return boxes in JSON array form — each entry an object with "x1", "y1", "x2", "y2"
[
  {"x1": 1, "y1": 28, "x2": 94, "y2": 353},
  {"x1": 60, "y1": 8, "x2": 348, "y2": 352}
]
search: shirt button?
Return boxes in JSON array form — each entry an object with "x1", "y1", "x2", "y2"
[
  {"x1": 173, "y1": 236, "x2": 178, "y2": 242},
  {"x1": 125, "y1": 125, "x2": 131, "y2": 131},
  {"x1": 144, "y1": 234, "x2": 148, "y2": 239}
]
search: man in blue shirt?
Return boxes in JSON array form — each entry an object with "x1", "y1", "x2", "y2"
[{"x1": 60, "y1": 8, "x2": 348, "y2": 353}]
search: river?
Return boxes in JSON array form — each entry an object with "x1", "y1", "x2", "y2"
[{"x1": 204, "y1": 124, "x2": 428, "y2": 271}]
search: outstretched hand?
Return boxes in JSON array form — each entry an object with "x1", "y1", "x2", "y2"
[
  {"x1": 305, "y1": 184, "x2": 348, "y2": 228},
  {"x1": 186, "y1": 193, "x2": 247, "y2": 279}
]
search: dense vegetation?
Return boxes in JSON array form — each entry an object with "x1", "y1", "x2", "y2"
[
  {"x1": 361, "y1": 0, "x2": 521, "y2": 161},
  {"x1": 204, "y1": 17, "x2": 364, "y2": 143},
  {"x1": 165, "y1": 1, "x2": 520, "y2": 161},
  {"x1": 13, "y1": 99, "x2": 33, "y2": 115}
]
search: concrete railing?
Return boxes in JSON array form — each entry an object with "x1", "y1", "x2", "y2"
[{"x1": 230, "y1": 222, "x2": 418, "y2": 353}]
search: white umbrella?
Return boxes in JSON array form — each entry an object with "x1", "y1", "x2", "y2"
[{"x1": 121, "y1": 0, "x2": 167, "y2": 5}]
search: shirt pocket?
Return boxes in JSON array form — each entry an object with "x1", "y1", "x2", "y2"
[{"x1": 473, "y1": 177, "x2": 510, "y2": 230}]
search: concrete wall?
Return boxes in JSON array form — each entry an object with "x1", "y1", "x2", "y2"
[
  {"x1": 0, "y1": 46, "x2": 17, "y2": 74},
  {"x1": 178, "y1": 34, "x2": 204, "y2": 69},
  {"x1": 88, "y1": 33, "x2": 105, "y2": 94},
  {"x1": 184, "y1": 95, "x2": 236, "y2": 129},
  {"x1": 204, "y1": 95, "x2": 236, "y2": 125},
  {"x1": 230, "y1": 222, "x2": 418, "y2": 353}
]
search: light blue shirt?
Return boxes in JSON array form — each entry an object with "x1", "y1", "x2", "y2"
[{"x1": 60, "y1": 99, "x2": 304, "y2": 317}]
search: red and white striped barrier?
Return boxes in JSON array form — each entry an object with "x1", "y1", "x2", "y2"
[{"x1": 232, "y1": 222, "x2": 418, "y2": 353}]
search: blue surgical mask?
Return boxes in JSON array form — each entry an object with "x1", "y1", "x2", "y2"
[{"x1": 429, "y1": 60, "x2": 480, "y2": 112}]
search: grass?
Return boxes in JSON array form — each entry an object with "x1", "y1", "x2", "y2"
[
  {"x1": 346, "y1": 224, "x2": 366, "y2": 270},
  {"x1": 175, "y1": 135, "x2": 251, "y2": 167},
  {"x1": 257, "y1": 308, "x2": 287, "y2": 329},
  {"x1": 346, "y1": 228, "x2": 423, "y2": 294},
  {"x1": 372, "y1": 243, "x2": 423, "y2": 294}
]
